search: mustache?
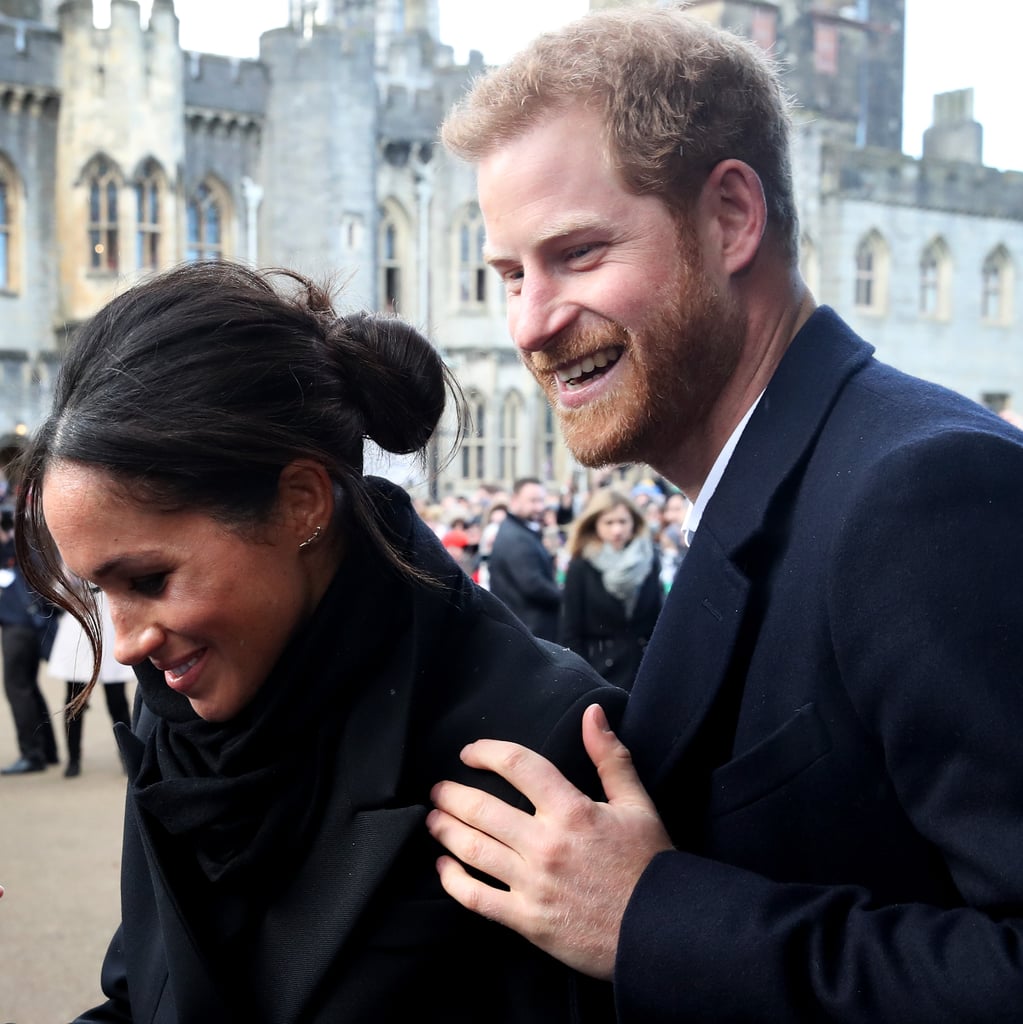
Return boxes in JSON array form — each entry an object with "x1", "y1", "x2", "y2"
[{"x1": 526, "y1": 321, "x2": 630, "y2": 375}]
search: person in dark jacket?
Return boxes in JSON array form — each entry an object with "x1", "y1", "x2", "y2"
[
  {"x1": 13, "y1": 261, "x2": 623, "y2": 1023},
  {"x1": 559, "y1": 489, "x2": 662, "y2": 691},
  {"x1": 427, "y1": 7, "x2": 1023, "y2": 1021},
  {"x1": 487, "y1": 477, "x2": 562, "y2": 641},
  {"x1": 0, "y1": 518, "x2": 59, "y2": 774}
]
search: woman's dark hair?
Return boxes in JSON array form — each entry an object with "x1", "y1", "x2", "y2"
[{"x1": 14, "y1": 260, "x2": 465, "y2": 688}]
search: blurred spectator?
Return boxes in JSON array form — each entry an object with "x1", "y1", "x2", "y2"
[
  {"x1": 47, "y1": 588, "x2": 132, "y2": 778},
  {"x1": 0, "y1": 514, "x2": 59, "y2": 775},
  {"x1": 488, "y1": 478, "x2": 562, "y2": 641},
  {"x1": 559, "y1": 489, "x2": 663, "y2": 690}
]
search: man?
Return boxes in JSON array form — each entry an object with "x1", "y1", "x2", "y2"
[
  {"x1": 426, "y1": 7, "x2": 1023, "y2": 1020},
  {"x1": 487, "y1": 477, "x2": 562, "y2": 641}
]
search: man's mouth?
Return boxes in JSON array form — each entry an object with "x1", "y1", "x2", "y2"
[{"x1": 556, "y1": 346, "x2": 622, "y2": 388}]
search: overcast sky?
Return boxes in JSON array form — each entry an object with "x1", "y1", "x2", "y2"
[{"x1": 115, "y1": 0, "x2": 1021, "y2": 173}]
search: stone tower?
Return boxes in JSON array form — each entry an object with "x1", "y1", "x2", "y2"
[
  {"x1": 259, "y1": 2, "x2": 379, "y2": 304},
  {"x1": 54, "y1": 0, "x2": 184, "y2": 326}
]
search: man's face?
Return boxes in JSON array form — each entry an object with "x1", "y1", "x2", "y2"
[
  {"x1": 478, "y1": 107, "x2": 745, "y2": 474},
  {"x1": 510, "y1": 482, "x2": 547, "y2": 524}
]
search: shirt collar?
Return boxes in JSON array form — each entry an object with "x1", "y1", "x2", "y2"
[{"x1": 681, "y1": 391, "x2": 764, "y2": 548}]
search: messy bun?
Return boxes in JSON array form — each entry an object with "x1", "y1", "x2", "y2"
[{"x1": 16, "y1": 260, "x2": 466, "y2": 629}]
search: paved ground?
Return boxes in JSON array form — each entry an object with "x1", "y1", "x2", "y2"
[{"x1": 0, "y1": 669, "x2": 134, "y2": 1023}]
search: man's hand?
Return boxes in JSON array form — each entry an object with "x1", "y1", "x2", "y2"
[{"x1": 427, "y1": 703, "x2": 672, "y2": 980}]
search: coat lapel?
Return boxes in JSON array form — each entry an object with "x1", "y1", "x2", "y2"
[{"x1": 624, "y1": 308, "x2": 873, "y2": 788}]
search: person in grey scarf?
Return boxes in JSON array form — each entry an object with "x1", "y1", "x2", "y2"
[{"x1": 559, "y1": 489, "x2": 663, "y2": 691}]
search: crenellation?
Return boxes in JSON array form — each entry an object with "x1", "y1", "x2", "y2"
[{"x1": 0, "y1": 0, "x2": 1020, "y2": 486}]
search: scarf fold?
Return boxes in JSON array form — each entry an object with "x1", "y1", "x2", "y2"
[
  {"x1": 131, "y1": 479, "x2": 418, "y2": 887},
  {"x1": 586, "y1": 533, "x2": 654, "y2": 619}
]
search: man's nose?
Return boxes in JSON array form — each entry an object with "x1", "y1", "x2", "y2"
[{"x1": 509, "y1": 275, "x2": 576, "y2": 353}]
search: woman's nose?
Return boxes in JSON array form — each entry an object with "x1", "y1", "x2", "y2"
[{"x1": 110, "y1": 606, "x2": 164, "y2": 666}]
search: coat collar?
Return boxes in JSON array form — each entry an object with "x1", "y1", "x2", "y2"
[{"x1": 624, "y1": 308, "x2": 873, "y2": 787}]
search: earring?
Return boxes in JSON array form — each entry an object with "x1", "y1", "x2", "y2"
[{"x1": 298, "y1": 525, "x2": 322, "y2": 550}]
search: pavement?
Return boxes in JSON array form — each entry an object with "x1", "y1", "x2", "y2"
[{"x1": 0, "y1": 668, "x2": 134, "y2": 1023}]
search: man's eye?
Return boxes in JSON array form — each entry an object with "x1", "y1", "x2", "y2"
[{"x1": 130, "y1": 573, "x2": 167, "y2": 597}]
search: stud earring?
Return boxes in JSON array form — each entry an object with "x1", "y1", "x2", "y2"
[{"x1": 299, "y1": 525, "x2": 322, "y2": 550}]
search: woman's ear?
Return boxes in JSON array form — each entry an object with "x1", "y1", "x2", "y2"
[
  {"x1": 277, "y1": 460, "x2": 335, "y2": 547},
  {"x1": 698, "y1": 158, "x2": 767, "y2": 276}
]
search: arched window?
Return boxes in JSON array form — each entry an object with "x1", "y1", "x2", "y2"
[
  {"x1": 0, "y1": 154, "x2": 19, "y2": 293},
  {"x1": 919, "y1": 237, "x2": 951, "y2": 320},
  {"x1": 135, "y1": 159, "x2": 164, "y2": 272},
  {"x1": 86, "y1": 156, "x2": 121, "y2": 272},
  {"x1": 981, "y1": 246, "x2": 1014, "y2": 326},
  {"x1": 499, "y1": 391, "x2": 523, "y2": 482},
  {"x1": 461, "y1": 391, "x2": 487, "y2": 482},
  {"x1": 854, "y1": 230, "x2": 889, "y2": 315},
  {"x1": 456, "y1": 203, "x2": 488, "y2": 308},
  {"x1": 378, "y1": 200, "x2": 409, "y2": 314},
  {"x1": 186, "y1": 179, "x2": 229, "y2": 262}
]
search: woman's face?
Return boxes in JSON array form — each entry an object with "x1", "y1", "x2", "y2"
[
  {"x1": 43, "y1": 461, "x2": 320, "y2": 722},
  {"x1": 595, "y1": 504, "x2": 635, "y2": 551}
]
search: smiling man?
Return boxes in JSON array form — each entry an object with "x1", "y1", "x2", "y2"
[{"x1": 427, "y1": 6, "x2": 1023, "y2": 1021}]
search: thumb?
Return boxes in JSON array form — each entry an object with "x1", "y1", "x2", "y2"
[{"x1": 582, "y1": 703, "x2": 657, "y2": 810}]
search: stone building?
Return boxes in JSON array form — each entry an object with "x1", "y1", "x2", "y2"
[{"x1": 1, "y1": 0, "x2": 1020, "y2": 496}]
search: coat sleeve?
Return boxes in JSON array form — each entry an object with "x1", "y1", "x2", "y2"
[
  {"x1": 71, "y1": 926, "x2": 133, "y2": 1023},
  {"x1": 615, "y1": 428, "x2": 1023, "y2": 1022},
  {"x1": 499, "y1": 529, "x2": 562, "y2": 609},
  {"x1": 557, "y1": 559, "x2": 586, "y2": 657}
]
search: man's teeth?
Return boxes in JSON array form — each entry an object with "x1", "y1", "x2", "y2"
[{"x1": 557, "y1": 347, "x2": 621, "y2": 385}]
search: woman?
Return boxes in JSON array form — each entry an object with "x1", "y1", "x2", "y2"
[
  {"x1": 14, "y1": 262, "x2": 622, "y2": 1023},
  {"x1": 48, "y1": 588, "x2": 133, "y2": 777},
  {"x1": 559, "y1": 489, "x2": 663, "y2": 691}
]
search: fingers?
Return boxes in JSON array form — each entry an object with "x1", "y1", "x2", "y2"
[
  {"x1": 582, "y1": 703, "x2": 659, "y2": 812},
  {"x1": 426, "y1": 803, "x2": 525, "y2": 889},
  {"x1": 457, "y1": 738, "x2": 585, "y2": 813}
]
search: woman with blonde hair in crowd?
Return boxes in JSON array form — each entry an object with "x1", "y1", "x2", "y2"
[{"x1": 559, "y1": 489, "x2": 663, "y2": 691}]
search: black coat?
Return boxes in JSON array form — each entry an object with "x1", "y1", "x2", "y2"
[
  {"x1": 559, "y1": 555, "x2": 662, "y2": 690},
  {"x1": 616, "y1": 308, "x2": 1023, "y2": 1021},
  {"x1": 487, "y1": 513, "x2": 562, "y2": 642},
  {"x1": 75, "y1": 485, "x2": 624, "y2": 1023}
]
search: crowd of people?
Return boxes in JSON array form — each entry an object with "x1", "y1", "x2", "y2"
[{"x1": 2, "y1": 4, "x2": 1023, "y2": 1021}]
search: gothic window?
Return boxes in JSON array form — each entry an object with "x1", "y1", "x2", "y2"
[
  {"x1": 135, "y1": 160, "x2": 163, "y2": 272},
  {"x1": 981, "y1": 246, "x2": 1013, "y2": 325},
  {"x1": 813, "y1": 21, "x2": 838, "y2": 75},
  {"x1": 461, "y1": 391, "x2": 487, "y2": 482},
  {"x1": 499, "y1": 391, "x2": 523, "y2": 482},
  {"x1": 0, "y1": 155, "x2": 17, "y2": 292},
  {"x1": 854, "y1": 230, "x2": 888, "y2": 315},
  {"x1": 187, "y1": 181, "x2": 227, "y2": 262},
  {"x1": 751, "y1": 7, "x2": 777, "y2": 52},
  {"x1": 457, "y1": 203, "x2": 488, "y2": 308},
  {"x1": 919, "y1": 237, "x2": 951, "y2": 320},
  {"x1": 381, "y1": 219, "x2": 401, "y2": 312},
  {"x1": 378, "y1": 200, "x2": 409, "y2": 314},
  {"x1": 87, "y1": 157, "x2": 121, "y2": 273}
]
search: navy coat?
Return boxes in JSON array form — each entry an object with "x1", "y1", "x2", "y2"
[{"x1": 617, "y1": 307, "x2": 1023, "y2": 1021}]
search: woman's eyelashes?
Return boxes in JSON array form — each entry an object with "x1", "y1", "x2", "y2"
[{"x1": 130, "y1": 572, "x2": 168, "y2": 597}]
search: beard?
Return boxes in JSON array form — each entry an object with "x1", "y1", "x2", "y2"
[{"x1": 523, "y1": 247, "x2": 747, "y2": 472}]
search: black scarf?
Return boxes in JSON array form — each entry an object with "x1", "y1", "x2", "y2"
[{"x1": 131, "y1": 480, "x2": 420, "y2": 887}]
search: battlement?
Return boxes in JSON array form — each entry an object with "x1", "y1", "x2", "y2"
[
  {"x1": 0, "y1": 17, "x2": 59, "y2": 88},
  {"x1": 823, "y1": 141, "x2": 1023, "y2": 220},
  {"x1": 183, "y1": 52, "x2": 268, "y2": 117}
]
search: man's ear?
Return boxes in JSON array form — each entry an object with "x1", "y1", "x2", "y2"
[
  {"x1": 277, "y1": 459, "x2": 336, "y2": 544},
  {"x1": 699, "y1": 159, "x2": 767, "y2": 276}
]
